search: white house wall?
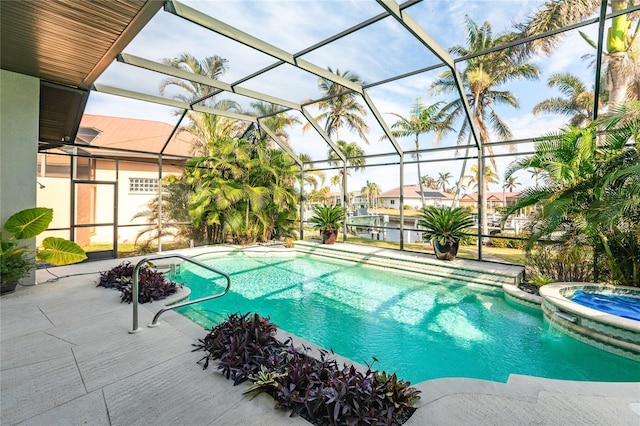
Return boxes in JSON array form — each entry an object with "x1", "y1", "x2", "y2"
[
  {"x1": 381, "y1": 197, "x2": 453, "y2": 209},
  {"x1": 35, "y1": 177, "x2": 72, "y2": 243},
  {"x1": 1, "y1": 70, "x2": 39, "y2": 286}
]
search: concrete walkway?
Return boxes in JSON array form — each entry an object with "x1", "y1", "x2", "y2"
[{"x1": 1, "y1": 253, "x2": 638, "y2": 425}]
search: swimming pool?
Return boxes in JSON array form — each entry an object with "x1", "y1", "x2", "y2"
[{"x1": 172, "y1": 254, "x2": 640, "y2": 384}]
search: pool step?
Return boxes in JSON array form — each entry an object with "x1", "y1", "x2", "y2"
[{"x1": 294, "y1": 241, "x2": 523, "y2": 288}]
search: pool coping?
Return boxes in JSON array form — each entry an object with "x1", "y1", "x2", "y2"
[
  {"x1": 2, "y1": 247, "x2": 638, "y2": 425},
  {"x1": 294, "y1": 240, "x2": 524, "y2": 288},
  {"x1": 503, "y1": 283, "x2": 543, "y2": 310},
  {"x1": 540, "y1": 283, "x2": 640, "y2": 333}
]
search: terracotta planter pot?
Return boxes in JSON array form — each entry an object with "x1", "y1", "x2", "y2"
[
  {"x1": 321, "y1": 229, "x2": 338, "y2": 244},
  {"x1": 432, "y1": 239, "x2": 459, "y2": 261}
]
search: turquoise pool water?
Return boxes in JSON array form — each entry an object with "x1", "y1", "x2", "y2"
[{"x1": 173, "y1": 254, "x2": 640, "y2": 384}]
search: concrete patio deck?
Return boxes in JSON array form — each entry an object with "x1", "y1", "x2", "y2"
[{"x1": 1, "y1": 250, "x2": 639, "y2": 425}]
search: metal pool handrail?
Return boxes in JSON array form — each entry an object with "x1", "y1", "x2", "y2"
[{"x1": 129, "y1": 253, "x2": 231, "y2": 334}]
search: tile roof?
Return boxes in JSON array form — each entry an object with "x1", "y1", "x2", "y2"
[
  {"x1": 460, "y1": 192, "x2": 521, "y2": 202},
  {"x1": 79, "y1": 114, "x2": 197, "y2": 157}
]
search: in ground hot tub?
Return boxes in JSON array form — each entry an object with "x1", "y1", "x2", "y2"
[{"x1": 539, "y1": 283, "x2": 640, "y2": 361}]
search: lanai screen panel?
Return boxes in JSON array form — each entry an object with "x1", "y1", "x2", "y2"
[{"x1": 81, "y1": 0, "x2": 635, "y2": 198}]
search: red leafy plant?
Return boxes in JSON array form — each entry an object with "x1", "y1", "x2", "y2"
[
  {"x1": 96, "y1": 261, "x2": 181, "y2": 303},
  {"x1": 193, "y1": 312, "x2": 420, "y2": 425}
]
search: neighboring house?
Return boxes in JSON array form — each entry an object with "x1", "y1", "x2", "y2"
[
  {"x1": 459, "y1": 192, "x2": 521, "y2": 211},
  {"x1": 321, "y1": 190, "x2": 365, "y2": 207},
  {"x1": 36, "y1": 115, "x2": 196, "y2": 250},
  {"x1": 379, "y1": 184, "x2": 454, "y2": 209},
  {"x1": 351, "y1": 191, "x2": 367, "y2": 207},
  {"x1": 323, "y1": 191, "x2": 342, "y2": 205}
]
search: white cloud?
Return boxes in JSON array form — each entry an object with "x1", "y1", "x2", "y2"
[{"x1": 86, "y1": 0, "x2": 597, "y2": 194}]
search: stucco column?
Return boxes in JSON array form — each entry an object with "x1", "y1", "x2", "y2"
[{"x1": 1, "y1": 70, "x2": 40, "y2": 285}]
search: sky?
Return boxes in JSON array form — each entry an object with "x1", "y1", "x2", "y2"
[{"x1": 85, "y1": 0, "x2": 604, "y2": 195}]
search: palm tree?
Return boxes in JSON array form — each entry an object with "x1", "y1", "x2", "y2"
[
  {"x1": 360, "y1": 184, "x2": 370, "y2": 207},
  {"x1": 533, "y1": 73, "x2": 598, "y2": 126},
  {"x1": 327, "y1": 140, "x2": 366, "y2": 207},
  {"x1": 529, "y1": 167, "x2": 543, "y2": 188},
  {"x1": 251, "y1": 101, "x2": 301, "y2": 148},
  {"x1": 502, "y1": 176, "x2": 520, "y2": 192},
  {"x1": 303, "y1": 68, "x2": 369, "y2": 143},
  {"x1": 452, "y1": 180, "x2": 467, "y2": 198},
  {"x1": 383, "y1": 99, "x2": 449, "y2": 208},
  {"x1": 367, "y1": 181, "x2": 381, "y2": 209},
  {"x1": 330, "y1": 175, "x2": 341, "y2": 192},
  {"x1": 361, "y1": 180, "x2": 381, "y2": 208},
  {"x1": 160, "y1": 53, "x2": 243, "y2": 155},
  {"x1": 517, "y1": 0, "x2": 639, "y2": 105},
  {"x1": 159, "y1": 54, "x2": 301, "y2": 244},
  {"x1": 437, "y1": 172, "x2": 453, "y2": 192},
  {"x1": 179, "y1": 103, "x2": 243, "y2": 156},
  {"x1": 431, "y1": 16, "x2": 539, "y2": 235},
  {"x1": 298, "y1": 152, "x2": 325, "y2": 195},
  {"x1": 131, "y1": 174, "x2": 196, "y2": 249},
  {"x1": 420, "y1": 175, "x2": 438, "y2": 189},
  {"x1": 187, "y1": 137, "x2": 298, "y2": 244},
  {"x1": 308, "y1": 186, "x2": 331, "y2": 203},
  {"x1": 501, "y1": 176, "x2": 520, "y2": 209},
  {"x1": 465, "y1": 165, "x2": 499, "y2": 191},
  {"x1": 503, "y1": 101, "x2": 640, "y2": 286},
  {"x1": 160, "y1": 53, "x2": 229, "y2": 101}
]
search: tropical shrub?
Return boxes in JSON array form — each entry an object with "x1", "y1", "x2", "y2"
[
  {"x1": 525, "y1": 246, "x2": 593, "y2": 283},
  {"x1": 96, "y1": 261, "x2": 181, "y2": 303},
  {"x1": 529, "y1": 274, "x2": 554, "y2": 287},
  {"x1": 1, "y1": 207, "x2": 86, "y2": 294},
  {"x1": 503, "y1": 102, "x2": 640, "y2": 286},
  {"x1": 458, "y1": 234, "x2": 477, "y2": 246},
  {"x1": 308, "y1": 204, "x2": 346, "y2": 231},
  {"x1": 418, "y1": 206, "x2": 474, "y2": 246},
  {"x1": 193, "y1": 312, "x2": 420, "y2": 425},
  {"x1": 131, "y1": 174, "x2": 198, "y2": 250},
  {"x1": 490, "y1": 231, "x2": 527, "y2": 249}
]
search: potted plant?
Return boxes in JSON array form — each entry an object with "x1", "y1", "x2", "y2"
[
  {"x1": 1, "y1": 207, "x2": 87, "y2": 294},
  {"x1": 418, "y1": 206, "x2": 474, "y2": 261},
  {"x1": 309, "y1": 204, "x2": 347, "y2": 244}
]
